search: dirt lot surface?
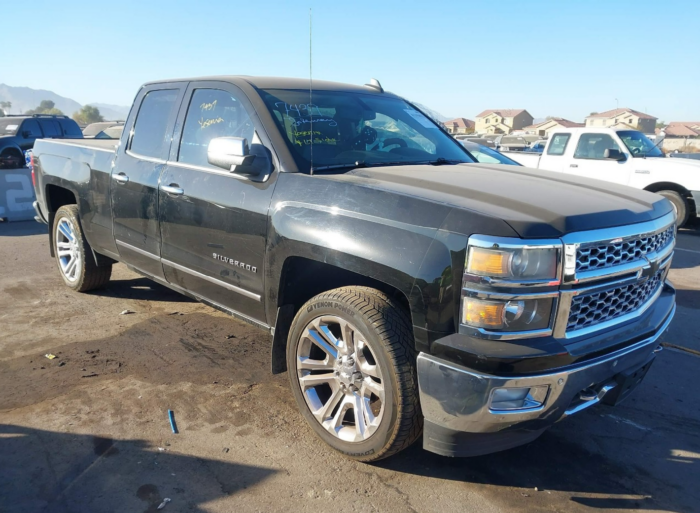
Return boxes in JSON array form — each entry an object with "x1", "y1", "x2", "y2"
[{"x1": 1, "y1": 221, "x2": 699, "y2": 513}]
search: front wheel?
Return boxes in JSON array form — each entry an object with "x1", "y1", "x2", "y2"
[
  {"x1": 658, "y1": 190, "x2": 688, "y2": 227},
  {"x1": 287, "y1": 286, "x2": 422, "y2": 462},
  {"x1": 53, "y1": 205, "x2": 112, "y2": 291}
]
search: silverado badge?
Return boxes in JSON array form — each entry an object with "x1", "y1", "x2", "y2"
[{"x1": 212, "y1": 253, "x2": 257, "y2": 273}]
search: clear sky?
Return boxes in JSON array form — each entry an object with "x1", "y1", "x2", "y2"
[{"x1": 2, "y1": 0, "x2": 698, "y2": 122}]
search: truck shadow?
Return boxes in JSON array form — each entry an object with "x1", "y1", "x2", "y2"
[
  {"x1": 380, "y1": 424, "x2": 696, "y2": 511},
  {"x1": 0, "y1": 220, "x2": 47, "y2": 237},
  {"x1": 91, "y1": 276, "x2": 196, "y2": 303},
  {"x1": 0, "y1": 424, "x2": 277, "y2": 513}
]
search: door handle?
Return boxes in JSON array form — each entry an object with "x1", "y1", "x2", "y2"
[
  {"x1": 569, "y1": 164, "x2": 578, "y2": 168},
  {"x1": 160, "y1": 184, "x2": 184, "y2": 196},
  {"x1": 113, "y1": 173, "x2": 129, "y2": 184}
]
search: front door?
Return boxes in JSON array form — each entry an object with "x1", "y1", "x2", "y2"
[
  {"x1": 110, "y1": 85, "x2": 185, "y2": 279},
  {"x1": 158, "y1": 82, "x2": 278, "y2": 322},
  {"x1": 566, "y1": 132, "x2": 629, "y2": 185}
]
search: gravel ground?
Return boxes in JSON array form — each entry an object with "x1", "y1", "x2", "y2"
[{"x1": 1, "y1": 220, "x2": 698, "y2": 513}]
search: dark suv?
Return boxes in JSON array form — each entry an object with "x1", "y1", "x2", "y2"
[{"x1": 0, "y1": 115, "x2": 83, "y2": 168}]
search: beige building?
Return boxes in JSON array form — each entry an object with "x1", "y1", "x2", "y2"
[
  {"x1": 523, "y1": 117, "x2": 584, "y2": 137},
  {"x1": 443, "y1": 118, "x2": 475, "y2": 134},
  {"x1": 475, "y1": 109, "x2": 533, "y2": 135},
  {"x1": 662, "y1": 121, "x2": 700, "y2": 137},
  {"x1": 585, "y1": 108, "x2": 657, "y2": 134}
]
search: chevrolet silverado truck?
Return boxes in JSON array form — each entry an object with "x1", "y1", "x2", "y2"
[
  {"x1": 32, "y1": 76, "x2": 676, "y2": 461},
  {"x1": 504, "y1": 127, "x2": 700, "y2": 226}
]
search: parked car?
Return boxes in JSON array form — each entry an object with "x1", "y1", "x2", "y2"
[
  {"x1": 95, "y1": 125, "x2": 124, "y2": 140},
  {"x1": 669, "y1": 152, "x2": 700, "y2": 161},
  {"x1": 461, "y1": 140, "x2": 521, "y2": 165},
  {"x1": 82, "y1": 121, "x2": 125, "y2": 139},
  {"x1": 32, "y1": 76, "x2": 676, "y2": 461},
  {"x1": 522, "y1": 139, "x2": 547, "y2": 153},
  {"x1": 503, "y1": 127, "x2": 700, "y2": 226},
  {"x1": 0, "y1": 114, "x2": 82, "y2": 169}
]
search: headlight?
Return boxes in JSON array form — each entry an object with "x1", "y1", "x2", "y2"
[
  {"x1": 461, "y1": 235, "x2": 562, "y2": 338},
  {"x1": 462, "y1": 297, "x2": 553, "y2": 331},
  {"x1": 467, "y1": 246, "x2": 559, "y2": 282}
]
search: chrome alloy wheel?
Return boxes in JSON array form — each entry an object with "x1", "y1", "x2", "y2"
[
  {"x1": 56, "y1": 218, "x2": 81, "y2": 282},
  {"x1": 296, "y1": 316, "x2": 385, "y2": 442}
]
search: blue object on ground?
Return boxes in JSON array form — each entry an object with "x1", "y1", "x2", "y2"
[{"x1": 168, "y1": 410, "x2": 178, "y2": 434}]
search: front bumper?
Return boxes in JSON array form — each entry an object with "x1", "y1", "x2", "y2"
[{"x1": 417, "y1": 302, "x2": 675, "y2": 457}]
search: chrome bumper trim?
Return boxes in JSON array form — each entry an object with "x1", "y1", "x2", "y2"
[{"x1": 417, "y1": 303, "x2": 675, "y2": 434}]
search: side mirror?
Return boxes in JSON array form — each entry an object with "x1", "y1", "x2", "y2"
[
  {"x1": 22, "y1": 130, "x2": 31, "y2": 138},
  {"x1": 208, "y1": 137, "x2": 258, "y2": 175},
  {"x1": 604, "y1": 148, "x2": 626, "y2": 161}
]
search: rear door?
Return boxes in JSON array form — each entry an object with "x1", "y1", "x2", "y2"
[
  {"x1": 566, "y1": 132, "x2": 629, "y2": 185},
  {"x1": 110, "y1": 84, "x2": 185, "y2": 279},
  {"x1": 37, "y1": 119, "x2": 61, "y2": 139},
  {"x1": 158, "y1": 81, "x2": 278, "y2": 322}
]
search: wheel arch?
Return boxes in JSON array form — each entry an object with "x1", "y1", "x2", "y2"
[
  {"x1": 44, "y1": 184, "x2": 79, "y2": 258},
  {"x1": 270, "y1": 254, "x2": 416, "y2": 375},
  {"x1": 643, "y1": 181, "x2": 691, "y2": 197}
]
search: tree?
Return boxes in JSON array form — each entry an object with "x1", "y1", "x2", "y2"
[
  {"x1": 656, "y1": 121, "x2": 667, "y2": 129},
  {"x1": 0, "y1": 101, "x2": 11, "y2": 116},
  {"x1": 589, "y1": 111, "x2": 599, "y2": 116},
  {"x1": 73, "y1": 105, "x2": 104, "y2": 125},
  {"x1": 26, "y1": 100, "x2": 64, "y2": 116}
]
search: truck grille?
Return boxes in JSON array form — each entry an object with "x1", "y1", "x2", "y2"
[
  {"x1": 576, "y1": 226, "x2": 674, "y2": 273},
  {"x1": 566, "y1": 269, "x2": 664, "y2": 332}
]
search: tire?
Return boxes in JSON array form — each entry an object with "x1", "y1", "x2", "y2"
[
  {"x1": 658, "y1": 190, "x2": 688, "y2": 227},
  {"x1": 0, "y1": 149, "x2": 23, "y2": 169},
  {"x1": 53, "y1": 205, "x2": 112, "y2": 292},
  {"x1": 286, "y1": 286, "x2": 422, "y2": 462}
]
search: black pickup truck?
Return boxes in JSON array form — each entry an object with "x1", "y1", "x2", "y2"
[{"x1": 32, "y1": 76, "x2": 676, "y2": 461}]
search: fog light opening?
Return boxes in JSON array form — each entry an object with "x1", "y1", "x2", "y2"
[{"x1": 489, "y1": 385, "x2": 549, "y2": 412}]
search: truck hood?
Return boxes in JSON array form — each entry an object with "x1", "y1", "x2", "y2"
[{"x1": 324, "y1": 163, "x2": 672, "y2": 238}]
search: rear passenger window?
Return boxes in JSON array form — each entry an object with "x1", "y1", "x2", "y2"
[
  {"x1": 178, "y1": 88, "x2": 255, "y2": 169},
  {"x1": 130, "y1": 89, "x2": 178, "y2": 159},
  {"x1": 39, "y1": 119, "x2": 61, "y2": 138},
  {"x1": 547, "y1": 133, "x2": 570, "y2": 155}
]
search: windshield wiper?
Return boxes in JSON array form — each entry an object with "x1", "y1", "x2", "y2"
[
  {"x1": 311, "y1": 159, "x2": 467, "y2": 172},
  {"x1": 311, "y1": 161, "x2": 367, "y2": 172}
]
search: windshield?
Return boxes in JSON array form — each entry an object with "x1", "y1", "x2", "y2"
[
  {"x1": 260, "y1": 89, "x2": 474, "y2": 172},
  {"x1": 617, "y1": 130, "x2": 664, "y2": 158},
  {"x1": 462, "y1": 142, "x2": 520, "y2": 166},
  {"x1": 0, "y1": 119, "x2": 20, "y2": 135}
]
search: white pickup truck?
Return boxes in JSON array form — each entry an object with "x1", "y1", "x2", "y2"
[{"x1": 505, "y1": 127, "x2": 700, "y2": 226}]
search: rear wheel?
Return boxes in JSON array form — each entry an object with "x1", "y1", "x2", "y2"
[
  {"x1": 658, "y1": 190, "x2": 688, "y2": 227},
  {"x1": 287, "y1": 286, "x2": 422, "y2": 462},
  {"x1": 53, "y1": 205, "x2": 112, "y2": 291}
]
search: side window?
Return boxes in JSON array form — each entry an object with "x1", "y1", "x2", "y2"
[
  {"x1": 129, "y1": 89, "x2": 179, "y2": 160},
  {"x1": 21, "y1": 119, "x2": 42, "y2": 138},
  {"x1": 38, "y1": 119, "x2": 61, "y2": 138},
  {"x1": 574, "y1": 134, "x2": 620, "y2": 160},
  {"x1": 178, "y1": 88, "x2": 255, "y2": 168},
  {"x1": 547, "y1": 133, "x2": 570, "y2": 155},
  {"x1": 59, "y1": 119, "x2": 83, "y2": 138}
]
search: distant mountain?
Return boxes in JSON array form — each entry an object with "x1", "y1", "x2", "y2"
[
  {"x1": 0, "y1": 84, "x2": 129, "y2": 121},
  {"x1": 88, "y1": 103, "x2": 130, "y2": 121}
]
